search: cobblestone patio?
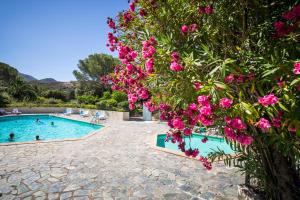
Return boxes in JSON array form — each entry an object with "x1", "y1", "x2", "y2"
[{"x1": 0, "y1": 117, "x2": 243, "y2": 200}]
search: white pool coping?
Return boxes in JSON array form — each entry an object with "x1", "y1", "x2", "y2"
[{"x1": 0, "y1": 114, "x2": 108, "y2": 146}]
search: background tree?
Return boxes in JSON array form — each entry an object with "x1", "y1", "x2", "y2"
[{"x1": 73, "y1": 53, "x2": 119, "y2": 96}]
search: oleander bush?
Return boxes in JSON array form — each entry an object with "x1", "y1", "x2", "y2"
[{"x1": 105, "y1": 0, "x2": 300, "y2": 199}]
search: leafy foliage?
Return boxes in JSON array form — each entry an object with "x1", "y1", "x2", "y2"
[{"x1": 107, "y1": 0, "x2": 300, "y2": 198}]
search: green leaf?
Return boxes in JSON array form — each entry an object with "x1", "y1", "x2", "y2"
[{"x1": 290, "y1": 78, "x2": 300, "y2": 86}]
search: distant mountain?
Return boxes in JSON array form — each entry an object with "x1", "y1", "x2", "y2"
[
  {"x1": 19, "y1": 73, "x2": 37, "y2": 82},
  {"x1": 19, "y1": 73, "x2": 58, "y2": 83},
  {"x1": 39, "y1": 78, "x2": 58, "y2": 84}
]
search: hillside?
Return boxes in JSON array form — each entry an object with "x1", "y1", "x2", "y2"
[{"x1": 19, "y1": 73, "x2": 37, "y2": 82}]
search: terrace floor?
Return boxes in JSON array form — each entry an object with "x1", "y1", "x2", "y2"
[{"x1": 0, "y1": 116, "x2": 243, "y2": 200}]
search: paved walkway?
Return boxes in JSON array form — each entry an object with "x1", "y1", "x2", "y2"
[{"x1": 0, "y1": 118, "x2": 243, "y2": 200}]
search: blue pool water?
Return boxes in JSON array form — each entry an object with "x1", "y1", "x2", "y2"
[
  {"x1": 0, "y1": 115, "x2": 102, "y2": 143},
  {"x1": 156, "y1": 134, "x2": 235, "y2": 157}
]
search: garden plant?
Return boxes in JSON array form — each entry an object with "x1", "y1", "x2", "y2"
[{"x1": 105, "y1": 0, "x2": 300, "y2": 199}]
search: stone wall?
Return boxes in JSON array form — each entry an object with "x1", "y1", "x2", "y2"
[{"x1": 1, "y1": 107, "x2": 129, "y2": 121}]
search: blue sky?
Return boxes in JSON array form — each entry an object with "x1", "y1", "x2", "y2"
[{"x1": 0, "y1": 0, "x2": 128, "y2": 81}]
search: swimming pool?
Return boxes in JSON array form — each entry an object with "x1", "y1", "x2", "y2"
[
  {"x1": 156, "y1": 134, "x2": 235, "y2": 157},
  {"x1": 0, "y1": 115, "x2": 102, "y2": 143}
]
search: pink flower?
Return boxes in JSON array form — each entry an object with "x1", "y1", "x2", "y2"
[
  {"x1": 224, "y1": 74, "x2": 235, "y2": 83},
  {"x1": 193, "y1": 82, "x2": 203, "y2": 90},
  {"x1": 231, "y1": 117, "x2": 246, "y2": 130},
  {"x1": 181, "y1": 25, "x2": 189, "y2": 34},
  {"x1": 258, "y1": 93, "x2": 278, "y2": 107},
  {"x1": 144, "y1": 101, "x2": 157, "y2": 112},
  {"x1": 199, "y1": 105, "x2": 212, "y2": 116},
  {"x1": 185, "y1": 148, "x2": 199, "y2": 157},
  {"x1": 129, "y1": 103, "x2": 135, "y2": 110},
  {"x1": 189, "y1": 24, "x2": 198, "y2": 32},
  {"x1": 224, "y1": 116, "x2": 231, "y2": 124},
  {"x1": 293, "y1": 62, "x2": 300, "y2": 74},
  {"x1": 224, "y1": 126, "x2": 236, "y2": 140},
  {"x1": 219, "y1": 98, "x2": 233, "y2": 109},
  {"x1": 172, "y1": 118, "x2": 185, "y2": 130},
  {"x1": 197, "y1": 95, "x2": 210, "y2": 106},
  {"x1": 128, "y1": 93, "x2": 138, "y2": 103},
  {"x1": 282, "y1": 11, "x2": 296, "y2": 20},
  {"x1": 199, "y1": 156, "x2": 212, "y2": 170},
  {"x1": 145, "y1": 58, "x2": 154, "y2": 73},
  {"x1": 205, "y1": 6, "x2": 214, "y2": 14},
  {"x1": 137, "y1": 88, "x2": 149, "y2": 99},
  {"x1": 188, "y1": 103, "x2": 197, "y2": 111},
  {"x1": 201, "y1": 137, "x2": 208, "y2": 143},
  {"x1": 170, "y1": 62, "x2": 184, "y2": 71},
  {"x1": 237, "y1": 135, "x2": 253, "y2": 146},
  {"x1": 272, "y1": 117, "x2": 281, "y2": 128},
  {"x1": 183, "y1": 128, "x2": 192, "y2": 136},
  {"x1": 129, "y1": 2, "x2": 135, "y2": 12},
  {"x1": 171, "y1": 52, "x2": 180, "y2": 62},
  {"x1": 256, "y1": 118, "x2": 271, "y2": 131},
  {"x1": 274, "y1": 21, "x2": 285, "y2": 31},
  {"x1": 198, "y1": 115, "x2": 214, "y2": 126},
  {"x1": 139, "y1": 8, "x2": 147, "y2": 17},
  {"x1": 288, "y1": 126, "x2": 296, "y2": 133},
  {"x1": 198, "y1": 6, "x2": 206, "y2": 14},
  {"x1": 107, "y1": 18, "x2": 116, "y2": 29},
  {"x1": 126, "y1": 64, "x2": 134, "y2": 72}
]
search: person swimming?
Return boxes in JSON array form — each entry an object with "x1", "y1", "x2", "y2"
[
  {"x1": 36, "y1": 118, "x2": 40, "y2": 123},
  {"x1": 51, "y1": 122, "x2": 54, "y2": 126},
  {"x1": 9, "y1": 132, "x2": 14, "y2": 141},
  {"x1": 36, "y1": 135, "x2": 40, "y2": 140}
]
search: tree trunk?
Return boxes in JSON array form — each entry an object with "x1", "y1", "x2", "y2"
[{"x1": 262, "y1": 147, "x2": 300, "y2": 200}]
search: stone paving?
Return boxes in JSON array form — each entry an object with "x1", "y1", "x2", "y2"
[{"x1": 0, "y1": 117, "x2": 243, "y2": 200}]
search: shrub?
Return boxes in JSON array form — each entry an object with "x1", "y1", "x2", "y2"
[
  {"x1": 0, "y1": 92, "x2": 10, "y2": 107},
  {"x1": 46, "y1": 98, "x2": 63, "y2": 105},
  {"x1": 107, "y1": 1, "x2": 300, "y2": 198},
  {"x1": 96, "y1": 100, "x2": 108, "y2": 110},
  {"x1": 43, "y1": 90, "x2": 67, "y2": 101},
  {"x1": 106, "y1": 99, "x2": 117, "y2": 108},
  {"x1": 111, "y1": 91, "x2": 127, "y2": 102},
  {"x1": 82, "y1": 104, "x2": 97, "y2": 109},
  {"x1": 117, "y1": 101, "x2": 129, "y2": 111},
  {"x1": 76, "y1": 95, "x2": 98, "y2": 104},
  {"x1": 101, "y1": 91, "x2": 111, "y2": 100}
]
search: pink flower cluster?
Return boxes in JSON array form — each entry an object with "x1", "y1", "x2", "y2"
[
  {"x1": 198, "y1": 6, "x2": 214, "y2": 15},
  {"x1": 185, "y1": 148, "x2": 199, "y2": 157},
  {"x1": 170, "y1": 52, "x2": 184, "y2": 71},
  {"x1": 274, "y1": 4, "x2": 300, "y2": 38},
  {"x1": 107, "y1": 17, "x2": 116, "y2": 29},
  {"x1": 139, "y1": 8, "x2": 147, "y2": 17},
  {"x1": 123, "y1": 11, "x2": 134, "y2": 24},
  {"x1": 107, "y1": 33, "x2": 118, "y2": 52},
  {"x1": 145, "y1": 58, "x2": 154, "y2": 73},
  {"x1": 219, "y1": 98, "x2": 233, "y2": 109},
  {"x1": 142, "y1": 37, "x2": 156, "y2": 59},
  {"x1": 199, "y1": 156, "x2": 212, "y2": 170},
  {"x1": 282, "y1": 4, "x2": 300, "y2": 20},
  {"x1": 255, "y1": 118, "x2": 271, "y2": 131},
  {"x1": 193, "y1": 82, "x2": 203, "y2": 90},
  {"x1": 223, "y1": 117, "x2": 253, "y2": 146},
  {"x1": 293, "y1": 62, "x2": 300, "y2": 74},
  {"x1": 258, "y1": 93, "x2": 278, "y2": 107},
  {"x1": 144, "y1": 100, "x2": 158, "y2": 112},
  {"x1": 224, "y1": 73, "x2": 254, "y2": 84},
  {"x1": 181, "y1": 24, "x2": 198, "y2": 34}
]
